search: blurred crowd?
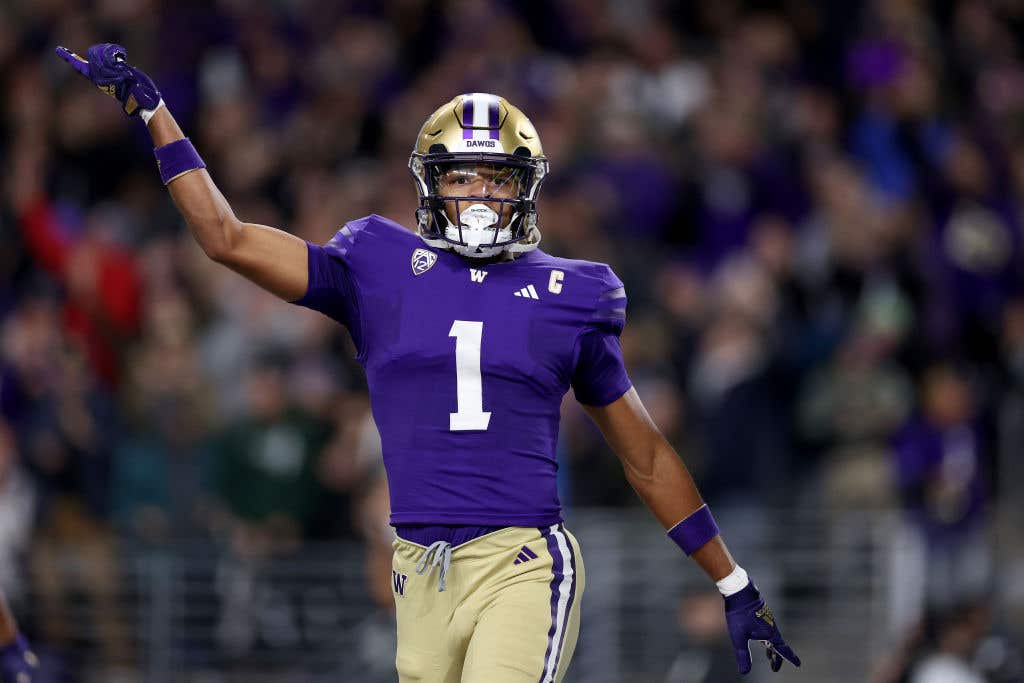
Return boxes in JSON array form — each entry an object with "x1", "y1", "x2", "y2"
[{"x1": 2, "y1": 0, "x2": 1024, "y2": 679}]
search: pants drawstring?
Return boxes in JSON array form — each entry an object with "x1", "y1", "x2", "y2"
[{"x1": 415, "y1": 541, "x2": 453, "y2": 592}]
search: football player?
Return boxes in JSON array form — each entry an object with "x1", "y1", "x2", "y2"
[
  {"x1": 57, "y1": 44, "x2": 800, "y2": 681},
  {"x1": 0, "y1": 589, "x2": 38, "y2": 683}
]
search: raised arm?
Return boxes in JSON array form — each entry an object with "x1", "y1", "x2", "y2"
[
  {"x1": 145, "y1": 108, "x2": 308, "y2": 300},
  {"x1": 584, "y1": 388, "x2": 800, "y2": 675},
  {"x1": 56, "y1": 43, "x2": 308, "y2": 302}
]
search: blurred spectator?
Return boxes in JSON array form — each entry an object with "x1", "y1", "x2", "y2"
[
  {"x1": 664, "y1": 591, "x2": 741, "y2": 683},
  {"x1": 13, "y1": 184, "x2": 143, "y2": 388},
  {"x1": 873, "y1": 600, "x2": 1024, "y2": 683},
  {"x1": 893, "y1": 364, "x2": 992, "y2": 605},
  {"x1": 110, "y1": 287, "x2": 214, "y2": 543},
  {"x1": 0, "y1": 420, "x2": 34, "y2": 606},
  {"x1": 0, "y1": 296, "x2": 122, "y2": 658},
  {"x1": 318, "y1": 395, "x2": 385, "y2": 541},
  {"x1": 688, "y1": 312, "x2": 790, "y2": 508},
  {"x1": 909, "y1": 602, "x2": 1017, "y2": 683},
  {"x1": 208, "y1": 351, "x2": 333, "y2": 556}
]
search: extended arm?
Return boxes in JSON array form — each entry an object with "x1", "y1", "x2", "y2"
[
  {"x1": 56, "y1": 43, "x2": 308, "y2": 302},
  {"x1": 584, "y1": 388, "x2": 800, "y2": 675},
  {"x1": 583, "y1": 387, "x2": 736, "y2": 581},
  {"x1": 145, "y1": 108, "x2": 308, "y2": 300}
]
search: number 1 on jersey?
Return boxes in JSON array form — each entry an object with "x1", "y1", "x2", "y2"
[{"x1": 449, "y1": 320, "x2": 492, "y2": 431}]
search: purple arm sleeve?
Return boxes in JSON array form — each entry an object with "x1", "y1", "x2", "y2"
[
  {"x1": 571, "y1": 329, "x2": 632, "y2": 406},
  {"x1": 291, "y1": 242, "x2": 362, "y2": 347}
]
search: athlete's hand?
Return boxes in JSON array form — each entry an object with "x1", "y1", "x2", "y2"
[
  {"x1": 724, "y1": 582, "x2": 800, "y2": 675},
  {"x1": 55, "y1": 43, "x2": 161, "y2": 117}
]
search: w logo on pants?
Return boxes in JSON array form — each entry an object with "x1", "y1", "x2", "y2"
[{"x1": 392, "y1": 569, "x2": 408, "y2": 596}]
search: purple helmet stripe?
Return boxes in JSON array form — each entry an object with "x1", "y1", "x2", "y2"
[
  {"x1": 488, "y1": 99, "x2": 500, "y2": 139},
  {"x1": 463, "y1": 97, "x2": 475, "y2": 139}
]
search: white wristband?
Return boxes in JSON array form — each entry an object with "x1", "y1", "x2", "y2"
[
  {"x1": 140, "y1": 98, "x2": 166, "y2": 125},
  {"x1": 715, "y1": 565, "x2": 749, "y2": 596}
]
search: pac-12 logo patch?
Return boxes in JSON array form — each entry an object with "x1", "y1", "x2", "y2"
[{"x1": 411, "y1": 248, "x2": 437, "y2": 275}]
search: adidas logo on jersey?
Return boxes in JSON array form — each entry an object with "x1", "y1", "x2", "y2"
[
  {"x1": 514, "y1": 284, "x2": 540, "y2": 299},
  {"x1": 513, "y1": 545, "x2": 539, "y2": 565}
]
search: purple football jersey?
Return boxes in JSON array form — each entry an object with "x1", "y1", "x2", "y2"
[{"x1": 295, "y1": 215, "x2": 630, "y2": 526}]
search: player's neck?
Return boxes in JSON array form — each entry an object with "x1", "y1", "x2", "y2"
[{"x1": 461, "y1": 252, "x2": 515, "y2": 266}]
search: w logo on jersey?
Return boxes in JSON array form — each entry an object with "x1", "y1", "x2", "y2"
[
  {"x1": 411, "y1": 248, "x2": 437, "y2": 275},
  {"x1": 470, "y1": 269, "x2": 488, "y2": 283},
  {"x1": 392, "y1": 569, "x2": 408, "y2": 596}
]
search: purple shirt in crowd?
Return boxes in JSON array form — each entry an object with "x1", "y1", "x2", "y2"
[{"x1": 294, "y1": 215, "x2": 631, "y2": 527}]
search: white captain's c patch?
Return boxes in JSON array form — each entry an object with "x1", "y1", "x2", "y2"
[{"x1": 548, "y1": 270, "x2": 564, "y2": 294}]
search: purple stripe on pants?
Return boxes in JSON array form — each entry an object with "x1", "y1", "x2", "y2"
[
  {"x1": 537, "y1": 524, "x2": 575, "y2": 682},
  {"x1": 553, "y1": 526, "x2": 577, "y2": 678},
  {"x1": 539, "y1": 526, "x2": 560, "y2": 682},
  {"x1": 463, "y1": 98, "x2": 475, "y2": 139},
  {"x1": 488, "y1": 99, "x2": 500, "y2": 139}
]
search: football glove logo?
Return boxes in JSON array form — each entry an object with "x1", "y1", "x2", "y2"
[
  {"x1": 755, "y1": 604, "x2": 775, "y2": 628},
  {"x1": 411, "y1": 248, "x2": 437, "y2": 275}
]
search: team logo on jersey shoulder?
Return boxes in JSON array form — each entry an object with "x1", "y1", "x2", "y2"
[{"x1": 411, "y1": 248, "x2": 438, "y2": 275}]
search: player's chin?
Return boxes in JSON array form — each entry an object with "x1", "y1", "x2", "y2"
[{"x1": 451, "y1": 236, "x2": 511, "y2": 260}]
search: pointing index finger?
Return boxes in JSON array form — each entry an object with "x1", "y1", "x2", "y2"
[
  {"x1": 762, "y1": 641, "x2": 783, "y2": 672},
  {"x1": 769, "y1": 635, "x2": 801, "y2": 668},
  {"x1": 55, "y1": 46, "x2": 91, "y2": 78}
]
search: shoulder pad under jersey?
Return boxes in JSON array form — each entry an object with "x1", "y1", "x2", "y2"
[
  {"x1": 534, "y1": 254, "x2": 628, "y2": 336},
  {"x1": 323, "y1": 214, "x2": 418, "y2": 262}
]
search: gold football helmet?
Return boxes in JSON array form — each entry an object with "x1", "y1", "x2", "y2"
[{"x1": 409, "y1": 93, "x2": 548, "y2": 258}]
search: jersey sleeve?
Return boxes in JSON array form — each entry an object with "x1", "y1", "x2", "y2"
[
  {"x1": 570, "y1": 266, "x2": 631, "y2": 406},
  {"x1": 291, "y1": 241, "x2": 358, "y2": 327},
  {"x1": 291, "y1": 214, "x2": 414, "y2": 361},
  {"x1": 290, "y1": 216, "x2": 382, "y2": 352}
]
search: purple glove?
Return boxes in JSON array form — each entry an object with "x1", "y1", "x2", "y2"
[
  {"x1": 0, "y1": 634, "x2": 38, "y2": 683},
  {"x1": 55, "y1": 43, "x2": 161, "y2": 117},
  {"x1": 724, "y1": 582, "x2": 800, "y2": 675}
]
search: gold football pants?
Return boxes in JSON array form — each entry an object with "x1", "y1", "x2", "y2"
[{"x1": 391, "y1": 525, "x2": 585, "y2": 682}]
